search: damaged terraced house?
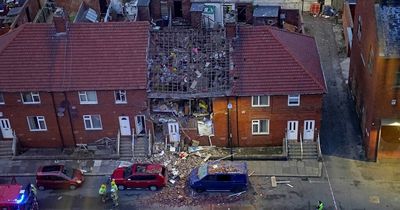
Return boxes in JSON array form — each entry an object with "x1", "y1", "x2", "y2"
[{"x1": 0, "y1": 0, "x2": 326, "y2": 159}]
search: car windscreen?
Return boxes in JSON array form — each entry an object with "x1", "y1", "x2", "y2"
[
  {"x1": 124, "y1": 167, "x2": 132, "y2": 178},
  {"x1": 197, "y1": 164, "x2": 208, "y2": 179},
  {"x1": 62, "y1": 167, "x2": 74, "y2": 179}
]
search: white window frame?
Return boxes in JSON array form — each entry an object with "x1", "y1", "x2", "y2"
[
  {"x1": 251, "y1": 96, "x2": 270, "y2": 107},
  {"x1": 79, "y1": 91, "x2": 98, "y2": 104},
  {"x1": 83, "y1": 115, "x2": 102, "y2": 130},
  {"x1": 288, "y1": 94, "x2": 300, "y2": 106},
  {"x1": 252, "y1": 119, "x2": 269, "y2": 135},
  {"x1": 21, "y1": 92, "x2": 41, "y2": 104},
  {"x1": 27, "y1": 116, "x2": 47, "y2": 131},
  {"x1": 114, "y1": 90, "x2": 127, "y2": 104},
  {"x1": 0, "y1": 93, "x2": 4, "y2": 104}
]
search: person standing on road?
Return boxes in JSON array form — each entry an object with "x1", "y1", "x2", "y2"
[
  {"x1": 98, "y1": 183, "x2": 107, "y2": 203},
  {"x1": 111, "y1": 179, "x2": 118, "y2": 192},
  {"x1": 110, "y1": 187, "x2": 119, "y2": 207},
  {"x1": 316, "y1": 200, "x2": 324, "y2": 210}
]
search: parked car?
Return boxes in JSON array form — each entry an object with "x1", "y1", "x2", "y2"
[
  {"x1": 36, "y1": 164, "x2": 84, "y2": 190},
  {"x1": 189, "y1": 161, "x2": 249, "y2": 192},
  {"x1": 111, "y1": 163, "x2": 167, "y2": 191}
]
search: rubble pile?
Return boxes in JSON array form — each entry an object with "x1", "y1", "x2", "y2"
[{"x1": 131, "y1": 143, "x2": 252, "y2": 207}]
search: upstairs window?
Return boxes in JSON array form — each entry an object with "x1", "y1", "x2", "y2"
[
  {"x1": 27, "y1": 116, "x2": 47, "y2": 131},
  {"x1": 83, "y1": 115, "x2": 102, "y2": 130},
  {"x1": 395, "y1": 70, "x2": 400, "y2": 87},
  {"x1": 21, "y1": 92, "x2": 40, "y2": 104},
  {"x1": 288, "y1": 94, "x2": 300, "y2": 106},
  {"x1": 252, "y1": 96, "x2": 270, "y2": 107},
  {"x1": 0, "y1": 93, "x2": 4, "y2": 104},
  {"x1": 79, "y1": 91, "x2": 97, "y2": 104},
  {"x1": 114, "y1": 90, "x2": 127, "y2": 104},
  {"x1": 252, "y1": 119, "x2": 269, "y2": 134}
]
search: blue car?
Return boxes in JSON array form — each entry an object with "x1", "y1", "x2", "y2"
[{"x1": 189, "y1": 161, "x2": 248, "y2": 193}]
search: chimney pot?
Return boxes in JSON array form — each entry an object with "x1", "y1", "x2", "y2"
[{"x1": 53, "y1": 7, "x2": 67, "y2": 34}]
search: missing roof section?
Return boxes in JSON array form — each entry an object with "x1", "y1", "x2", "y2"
[{"x1": 148, "y1": 28, "x2": 231, "y2": 99}]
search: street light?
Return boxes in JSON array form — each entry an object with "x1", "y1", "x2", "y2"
[{"x1": 227, "y1": 102, "x2": 233, "y2": 161}]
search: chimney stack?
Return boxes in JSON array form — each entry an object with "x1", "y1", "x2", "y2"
[{"x1": 53, "y1": 7, "x2": 67, "y2": 34}]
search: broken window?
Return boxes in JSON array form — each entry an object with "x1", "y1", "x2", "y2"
[{"x1": 114, "y1": 90, "x2": 127, "y2": 104}]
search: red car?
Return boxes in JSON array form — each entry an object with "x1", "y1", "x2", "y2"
[
  {"x1": 36, "y1": 164, "x2": 84, "y2": 190},
  {"x1": 111, "y1": 163, "x2": 167, "y2": 191},
  {"x1": 0, "y1": 184, "x2": 38, "y2": 210}
]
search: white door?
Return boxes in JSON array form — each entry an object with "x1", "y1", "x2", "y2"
[
  {"x1": 0, "y1": 118, "x2": 13, "y2": 139},
  {"x1": 118, "y1": 116, "x2": 131, "y2": 136},
  {"x1": 135, "y1": 115, "x2": 146, "y2": 135},
  {"x1": 168, "y1": 122, "x2": 180, "y2": 142},
  {"x1": 287, "y1": 121, "x2": 298, "y2": 140},
  {"x1": 303, "y1": 120, "x2": 315, "y2": 141}
]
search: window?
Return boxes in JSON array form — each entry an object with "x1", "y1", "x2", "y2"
[
  {"x1": 395, "y1": 70, "x2": 400, "y2": 87},
  {"x1": 357, "y1": 15, "x2": 362, "y2": 40},
  {"x1": 83, "y1": 115, "x2": 102, "y2": 130},
  {"x1": 114, "y1": 90, "x2": 127, "y2": 104},
  {"x1": 21, "y1": 92, "x2": 40, "y2": 104},
  {"x1": 252, "y1": 119, "x2": 269, "y2": 134},
  {"x1": 252, "y1": 96, "x2": 270, "y2": 107},
  {"x1": 27, "y1": 116, "x2": 47, "y2": 131},
  {"x1": 288, "y1": 95, "x2": 300, "y2": 106},
  {"x1": 79, "y1": 91, "x2": 97, "y2": 104},
  {"x1": 0, "y1": 93, "x2": 4, "y2": 104}
]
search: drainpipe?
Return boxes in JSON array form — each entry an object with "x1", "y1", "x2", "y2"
[
  {"x1": 51, "y1": 92, "x2": 65, "y2": 148},
  {"x1": 235, "y1": 96, "x2": 239, "y2": 147},
  {"x1": 64, "y1": 92, "x2": 77, "y2": 145}
]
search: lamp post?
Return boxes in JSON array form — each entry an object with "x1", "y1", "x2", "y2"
[{"x1": 227, "y1": 102, "x2": 233, "y2": 161}]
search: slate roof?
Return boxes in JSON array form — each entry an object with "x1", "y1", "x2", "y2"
[
  {"x1": 376, "y1": 3, "x2": 400, "y2": 57},
  {"x1": 233, "y1": 26, "x2": 326, "y2": 96},
  {"x1": 0, "y1": 21, "x2": 149, "y2": 92}
]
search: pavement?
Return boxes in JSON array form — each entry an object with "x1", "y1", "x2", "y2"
[{"x1": 0, "y1": 157, "x2": 322, "y2": 178}]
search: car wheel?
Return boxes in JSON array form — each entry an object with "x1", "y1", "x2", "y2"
[
  {"x1": 38, "y1": 186, "x2": 45, "y2": 191},
  {"x1": 118, "y1": 185, "x2": 125, "y2": 191},
  {"x1": 149, "y1": 186, "x2": 158, "y2": 191},
  {"x1": 69, "y1": 185, "x2": 77, "y2": 190}
]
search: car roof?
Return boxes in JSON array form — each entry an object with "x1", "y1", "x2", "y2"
[
  {"x1": 206, "y1": 161, "x2": 247, "y2": 175},
  {"x1": 0, "y1": 184, "x2": 22, "y2": 204},
  {"x1": 41, "y1": 165, "x2": 63, "y2": 172},
  {"x1": 133, "y1": 164, "x2": 163, "y2": 174}
]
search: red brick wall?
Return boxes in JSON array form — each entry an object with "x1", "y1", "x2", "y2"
[
  {"x1": 0, "y1": 90, "x2": 149, "y2": 148},
  {"x1": 211, "y1": 95, "x2": 323, "y2": 147},
  {"x1": 150, "y1": 0, "x2": 161, "y2": 20},
  {"x1": 349, "y1": 0, "x2": 400, "y2": 160}
]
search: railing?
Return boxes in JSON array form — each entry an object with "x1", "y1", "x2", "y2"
[
  {"x1": 284, "y1": 131, "x2": 288, "y2": 159},
  {"x1": 148, "y1": 129, "x2": 152, "y2": 156},
  {"x1": 131, "y1": 129, "x2": 135, "y2": 158},
  {"x1": 300, "y1": 133, "x2": 303, "y2": 160},
  {"x1": 116, "y1": 130, "x2": 121, "y2": 156},
  {"x1": 317, "y1": 133, "x2": 322, "y2": 160},
  {"x1": 11, "y1": 130, "x2": 18, "y2": 157}
]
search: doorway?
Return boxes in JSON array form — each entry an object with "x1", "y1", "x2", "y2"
[
  {"x1": 303, "y1": 120, "x2": 315, "y2": 141},
  {"x1": 173, "y1": 0, "x2": 182, "y2": 18},
  {"x1": 135, "y1": 115, "x2": 146, "y2": 136},
  {"x1": 0, "y1": 118, "x2": 13, "y2": 139},
  {"x1": 118, "y1": 116, "x2": 131, "y2": 136},
  {"x1": 236, "y1": 5, "x2": 247, "y2": 22},
  {"x1": 287, "y1": 121, "x2": 298, "y2": 140},
  {"x1": 168, "y1": 122, "x2": 180, "y2": 142}
]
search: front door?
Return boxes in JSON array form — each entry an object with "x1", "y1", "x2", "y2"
[
  {"x1": 0, "y1": 118, "x2": 13, "y2": 139},
  {"x1": 135, "y1": 115, "x2": 146, "y2": 135},
  {"x1": 303, "y1": 120, "x2": 315, "y2": 141},
  {"x1": 118, "y1": 116, "x2": 131, "y2": 136},
  {"x1": 168, "y1": 122, "x2": 180, "y2": 142},
  {"x1": 287, "y1": 121, "x2": 298, "y2": 140}
]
